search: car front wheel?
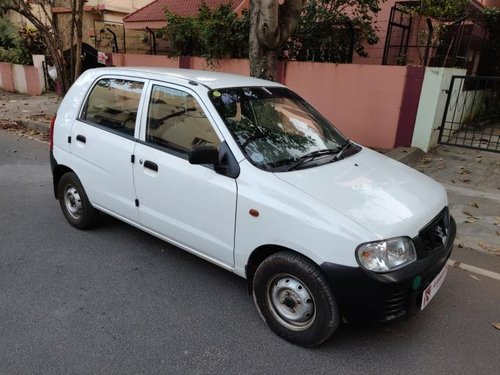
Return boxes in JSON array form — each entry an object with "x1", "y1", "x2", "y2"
[{"x1": 252, "y1": 251, "x2": 340, "y2": 347}]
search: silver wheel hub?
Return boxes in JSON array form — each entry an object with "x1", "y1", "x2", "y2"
[
  {"x1": 267, "y1": 275, "x2": 315, "y2": 331},
  {"x1": 64, "y1": 185, "x2": 82, "y2": 220}
]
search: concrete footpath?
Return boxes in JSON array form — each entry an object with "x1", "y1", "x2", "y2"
[
  {"x1": 1, "y1": 89, "x2": 499, "y2": 257},
  {"x1": 0, "y1": 90, "x2": 60, "y2": 136},
  {"x1": 387, "y1": 146, "x2": 500, "y2": 256}
]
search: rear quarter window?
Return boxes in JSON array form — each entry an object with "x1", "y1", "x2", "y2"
[{"x1": 82, "y1": 78, "x2": 144, "y2": 136}]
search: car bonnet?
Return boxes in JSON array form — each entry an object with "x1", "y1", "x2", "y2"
[{"x1": 273, "y1": 147, "x2": 448, "y2": 239}]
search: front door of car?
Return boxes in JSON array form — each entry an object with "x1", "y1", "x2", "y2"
[
  {"x1": 70, "y1": 77, "x2": 146, "y2": 222},
  {"x1": 133, "y1": 83, "x2": 237, "y2": 267}
]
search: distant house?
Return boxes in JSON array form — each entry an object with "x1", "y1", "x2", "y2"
[
  {"x1": 48, "y1": 1, "x2": 153, "y2": 52},
  {"x1": 120, "y1": 0, "x2": 499, "y2": 72},
  {"x1": 122, "y1": 0, "x2": 247, "y2": 55},
  {"x1": 363, "y1": 0, "x2": 500, "y2": 74},
  {"x1": 123, "y1": 0, "x2": 248, "y2": 31}
]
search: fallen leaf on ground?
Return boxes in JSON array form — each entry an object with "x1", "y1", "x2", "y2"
[
  {"x1": 491, "y1": 322, "x2": 500, "y2": 330},
  {"x1": 463, "y1": 210, "x2": 479, "y2": 219},
  {"x1": 438, "y1": 163, "x2": 447, "y2": 170},
  {"x1": 494, "y1": 217, "x2": 500, "y2": 226},
  {"x1": 451, "y1": 179, "x2": 456, "y2": 184},
  {"x1": 469, "y1": 274, "x2": 480, "y2": 281},
  {"x1": 457, "y1": 243, "x2": 464, "y2": 248},
  {"x1": 421, "y1": 157, "x2": 433, "y2": 164},
  {"x1": 468, "y1": 201, "x2": 479, "y2": 208},
  {"x1": 496, "y1": 231, "x2": 500, "y2": 237},
  {"x1": 458, "y1": 177, "x2": 471, "y2": 183},
  {"x1": 478, "y1": 242, "x2": 491, "y2": 251},
  {"x1": 460, "y1": 169, "x2": 472, "y2": 175},
  {"x1": 465, "y1": 218, "x2": 477, "y2": 223}
]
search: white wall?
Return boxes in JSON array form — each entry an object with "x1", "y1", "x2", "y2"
[
  {"x1": 411, "y1": 67, "x2": 467, "y2": 152},
  {"x1": 32, "y1": 55, "x2": 47, "y2": 92},
  {"x1": 12, "y1": 64, "x2": 27, "y2": 94}
]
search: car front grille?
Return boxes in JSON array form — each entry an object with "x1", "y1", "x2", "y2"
[{"x1": 413, "y1": 207, "x2": 450, "y2": 258}]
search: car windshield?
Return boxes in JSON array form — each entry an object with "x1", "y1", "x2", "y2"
[{"x1": 209, "y1": 86, "x2": 352, "y2": 171}]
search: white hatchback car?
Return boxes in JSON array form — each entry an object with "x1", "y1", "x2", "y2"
[{"x1": 50, "y1": 67, "x2": 455, "y2": 346}]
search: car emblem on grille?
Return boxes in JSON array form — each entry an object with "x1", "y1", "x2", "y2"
[{"x1": 436, "y1": 223, "x2": 447, "y2": 246}]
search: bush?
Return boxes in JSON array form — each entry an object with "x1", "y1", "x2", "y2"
[
  {"x1": 158, "y1": 3, "x2": 249, "y2": 60},
  {"x1": 0, "y1": 46, "x2": 31, "y2": 65},
  {"x1": 159, "y1": 1, "x2": 383, "y2": 64},
  {"x1": 282, "y1": 0, "x2": 383, "y2": 63},
  {"x1": 0, "y1": 17, "x2": 45, "y2": 65}
]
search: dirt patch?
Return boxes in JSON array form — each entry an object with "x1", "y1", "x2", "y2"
[
  {"x1": 0, "y1": 120, "x2": 49, "y2": 141},
  {"x1": 27, "y1": 114, "x2": 52, "y2": 123},
  {"x1": 0, "y1": 120, "x2": 23, "y2": 130}
]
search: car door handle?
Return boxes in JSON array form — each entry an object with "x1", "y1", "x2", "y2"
[
  {"x1": 143, "y1": 160, "x2": 158, "y2": 172},
  {"x1": 76, "y1": 134, "x2": 86, "y2": 143}
]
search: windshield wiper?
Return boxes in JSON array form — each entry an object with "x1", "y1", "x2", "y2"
[
  {"x1": 286, "y1": 149, "x2": 339, "y2": 171},
  {"x1": 330, "y1": 139, "x2": 351, "y2": 162},
  {"x1": 285, "y1": 140, "x2": 352, "y2": 171}
]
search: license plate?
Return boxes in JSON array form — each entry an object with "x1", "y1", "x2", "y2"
[{"x1": 421, "y1": 265, "x2": 448, "y2": 310}]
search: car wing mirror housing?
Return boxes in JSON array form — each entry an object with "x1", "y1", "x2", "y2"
[
  {"x1": 189, "y1": 142, "x2": 240, "y2": 179},
  {"x1": 189, "y1": 145, "x2": 219, "y2": 165}
]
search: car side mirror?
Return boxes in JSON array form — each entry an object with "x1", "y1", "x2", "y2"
[{"x1": 189, "y1": 145, "x2": 219, "y2": 165}]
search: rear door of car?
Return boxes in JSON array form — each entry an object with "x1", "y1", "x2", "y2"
[
  {"x1": 133, "y1": 81, "x2": 237, "y2": 267},
  {"x1": 70, "y1": 76, "x2": 147, "y2": 223}
]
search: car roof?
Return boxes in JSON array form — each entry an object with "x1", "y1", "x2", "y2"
[{"x1": 86, "y1": 67, "x2": 285, "y2": 90}]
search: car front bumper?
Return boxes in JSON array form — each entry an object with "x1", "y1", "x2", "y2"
[{"x1": 320, "y1": 214, "x2": 456, "y2": 323}]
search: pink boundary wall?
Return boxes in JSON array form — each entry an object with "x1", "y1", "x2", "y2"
[
  {"x1": 0, "y1": 62, "x2": 44, "y2": 96},
  {"x1": 112, "y1": 53, "x2": 179, "y2": 68},
  {"x1": 284, "y1": 62, "x2": 407, "y2": 149},
  {"x1": 191, "y1": 57, "x2": 249, "y2": 75},
  {"x1": 111, "y1": 53, "x2": 419, "y2": 149},
  {"x1": 0, "y1": 63, "x2": 16, "y2": 92}
]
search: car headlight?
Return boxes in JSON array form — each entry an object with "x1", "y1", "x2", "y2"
[{"x1": 356, "y1": 237, "x2": 416, "y2": 273}]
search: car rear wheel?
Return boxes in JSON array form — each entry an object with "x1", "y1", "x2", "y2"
[
  {"x1": 252, "y1": 251, "x2": 340, "y2": 347},
  {"x1": 58, "y1": 172, "x2": 99, "y2": 229}
]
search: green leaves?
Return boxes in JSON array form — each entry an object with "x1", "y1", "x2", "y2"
[
  {"x1": 159, "y1": 3, "x2": 250, "y2": 60},
  {"x1": 410, "y1": 0, "x2": 468, "y2": 20},
  {"x1": 159, "y1": 0, "x2": 385, "y2": 64},
  {"x1": 0, "y1": 17, "x2": 40, "y2": 65},
  {"x1": 0, "y1": 16, "x2": 21, "y2": 49},
  {"x1": 282, "y1": 0, "x2": 383, "y2": 63}
]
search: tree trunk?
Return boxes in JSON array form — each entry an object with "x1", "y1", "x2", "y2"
[
  {"x1": 1, "y1": 0, "x2": 86, "y2": 94},
  {"x1": 249, "y1": 0, "x2": 304, "y2": 80},
  {"x1": 69, "y1": 0, "x2": 76, "y2": 86},
  {"x1": 74, "y1": 0, "x2": 84, "y2": 80},
  {"x1": 249, "y1": 35, "x2": 277, "y2": 81}
]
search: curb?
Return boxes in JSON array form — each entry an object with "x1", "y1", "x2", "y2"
[
  {"x1": 18, "y1": 120, "x2": 50, "y2": 136},
  {"x1": 385, "y1": 147, "x2": 425, "y2": 167}
]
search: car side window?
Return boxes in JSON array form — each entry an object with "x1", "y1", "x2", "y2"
[
  {"x1": 82, "y1": 78, "x2": 144, "y2": 137},
  {"x1": 146, "y1": 85, "x2": 220, "y2": 154}
]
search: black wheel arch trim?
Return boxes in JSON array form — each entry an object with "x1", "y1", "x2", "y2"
[{"x1": 50, "y1": 151, "x2": 74, "y2": 199}]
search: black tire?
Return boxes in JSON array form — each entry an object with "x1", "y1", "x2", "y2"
[
  {"x1": 252, "y1": 251, "x2": 340, "y2": 347},
  {"x1": 57, "y1": 172, "x2": 99, "y2": 229}
]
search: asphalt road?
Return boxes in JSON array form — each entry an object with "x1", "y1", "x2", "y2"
[{"x1": 1, "y1": 129, "x2": 499, "y2": 375}]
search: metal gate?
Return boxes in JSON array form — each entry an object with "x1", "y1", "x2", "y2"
[
  {"x1": 438, "y1": 76, "x2": 500, "y2": 153},
  {"x1": 382, "y1": 1, "x2": 416, "y2": 66}
]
